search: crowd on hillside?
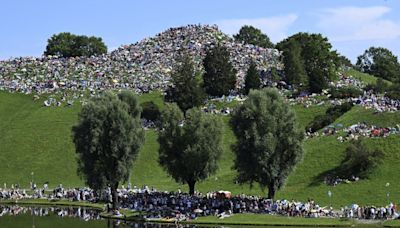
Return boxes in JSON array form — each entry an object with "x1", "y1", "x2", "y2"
[
  {"x1": 0, "y1": 24, "x2": 282, "y2": 105},
  {"x1": 306, "y1": 122, "x2": 400, "y2": 142},
  {"x1": 350, "y1": 92, "x2": 400, "y2": 113},
  {"x1": 1, "y1": 185, "x2": 399, "y2": 221}
]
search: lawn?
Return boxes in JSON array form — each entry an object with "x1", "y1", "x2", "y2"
[
  {"x1": 343, "y1": 68, "x2": 392, "y2": 86},
  {"x1": 189, "y1": 213, "x2": 355, "y2": 226}
]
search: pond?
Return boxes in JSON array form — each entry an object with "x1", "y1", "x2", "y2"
[{"x1": 0, "y1": 205, "x2": 325, "y2": 228}]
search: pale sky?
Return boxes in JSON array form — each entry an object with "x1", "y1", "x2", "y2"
[{"x1": 1, "y1": 0, "x2": 399, "y2": 62}]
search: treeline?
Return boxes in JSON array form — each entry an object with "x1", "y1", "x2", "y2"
[{"x1": 72, "y1": 88, "x2": 305, "y2": 209}]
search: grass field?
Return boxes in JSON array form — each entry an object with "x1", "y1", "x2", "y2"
[
  {"x1": 1, "y1": 90, "x2": 400, "y2": 208},
  {"x1": 343, "y1": 68, "x2": 392, "y2": 86},
  {"x1": 188, "y1": 213, "x2": 355, "y2": 227}
]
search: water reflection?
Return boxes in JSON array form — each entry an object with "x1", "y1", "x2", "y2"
[
  {"x1": 0, "y1": 205, "x2": 216, "y2": 228},
  {"x1": 0, "y1": 205, "x2": 320, "y2": 228},
  {"x1": 0, "y1": 205, "x2": 101, "y2": 221}
]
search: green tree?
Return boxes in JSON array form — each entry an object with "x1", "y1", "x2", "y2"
[
  {"x1": 234, "y1": 25, "x2": 274, "y2": 48},
  {"x1": 140, "y1": 101, "x2": 160, "y2": 122},
  {"x1": 244, "y1": 62, "x2": 261, "y2": 95},
  {"x1": 165, "y1": 54, "x2": 205, "y2": 112},
  {"x1": 44, "y1": 32, "x2": 107, "y2": 57},
  {"x1": 356, "y1": 47, "x2": 400, "y2": 82},
  {"x1": 335, "y1": 139, "x2": 384, "y2": 179},
  {"x1": 338, "y1": 55, "x2": 353, "y2": 68},
  {"x1": 72, "y1": 91, "x2": 144, "y2": 210},
  {"x1": 280, "y1": 39, "x2": 308, "y2": 90},
  {"x1": 203, "y1": 45, "x2": 237, "y2": 97},
  {"x1": 277, "y1": 33, "x2": 339, "y2": 92},
  {"x1": 230, "y1": 88, "x2": 304, "y2": 199},
  {"x1": 158, "y1": 104, "x2": 223, "y2": 194}
]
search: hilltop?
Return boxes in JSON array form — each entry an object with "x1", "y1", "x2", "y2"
[{"x1": 0, "y1": 24, "x2": 282, "y2": 95}]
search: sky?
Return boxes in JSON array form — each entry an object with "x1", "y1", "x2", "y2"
[{"x1": 1, "y1": 0, "x2": 399, "y2": 62}]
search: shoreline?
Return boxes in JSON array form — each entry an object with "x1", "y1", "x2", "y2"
[{"x1": 1, "y1": 199, "x2": 398, "y2": 227}]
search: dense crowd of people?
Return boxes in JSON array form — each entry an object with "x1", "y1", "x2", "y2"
[
  {"x1": 0, "y1": 24, "x2": 282, "y2": 106},
  {"x1": 305, "y1": 122, "x2": 400, "y2": 142},
  {"x1": 1, "y1": 185, "x2": 399, "y2": 221},
  {"x1": 288, "y1": 74, "x2": 400, "y2": 113},
  {"x1": 342, "y1": 203, "x2": 398, "y2": 219}
]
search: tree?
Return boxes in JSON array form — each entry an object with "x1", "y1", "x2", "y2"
[
  {"x1": 234, "y1": 25, "x2": 274, "y2": 48},
  {"x1": 72, "y1": 91, "x2": 144, "y2": 210},
  {"x1": 340, "y1": 139, "x2": 384, "y2": 179},
  {"x1": 203, "y1": 45, "x2": 237, "y2": 97},
  {"x1": 158, "y1": 104, "x2": 223, "y2": 194},
  {"x1": 280, "y1": 39, "x2": 308, "y2": 90},
  {"x1": 140, "y1": 101, "x2": 160, "y2": 122},
  {"x1": 338, "y1": 55, "x2": 353, "y2": 68},
  {"x1": 277, "y1": 33, "x2": 339, "y2": 93},
  {"x1": 356, "y1": 47, "x2": 400, "y2": 82},
  {"x1": 244, "y1": 62, "x2": 261, "y2": 95},
  {"x1": 165, "y1": 54, "x2": 205, "y2": 112},
  {"x1": 44, "y1": 32, "x2": 107, "y2": 57},
  {"x1": 230, "y1": 88, "x2": 304, "y2": 199}
]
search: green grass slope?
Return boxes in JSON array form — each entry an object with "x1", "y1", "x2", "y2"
[
  {"x1": 1, "y1": 91, "x2": 400, "y2": 208},
  {"x1": 343, "y1": 68, "x2": 392, "y2": 86}
]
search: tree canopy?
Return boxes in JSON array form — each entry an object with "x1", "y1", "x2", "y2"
[
  {"x1": 44, "y1": 32, "x2": 107, "y2": 57},
  {"x1": 165, "y1": 54, "x2": 205, "y2": 112},
  {"x1": 234, "y1": 25, "x2": 274, "y2": 48},
  {"x1": 203, "y1": 45, "x2": 237, "y2": 97},
  {"x1": 244, "y1": 62, "x2": 261, "y2": 95},
  {"x1": 230, "y1": 88, "x2": 304, "y2": 199},
  {"x1": 72, "y1": 91, "x2": 144, "y2": 209},
  {"x1": 158, "y1": 104, "x2": 223, "y2": 194},
  {"x1": 277, "y1": 33, "x2": 339, "y2": 93},
  {"x1": 356, "y1": 47, "x2": 400, "y2": 82}
]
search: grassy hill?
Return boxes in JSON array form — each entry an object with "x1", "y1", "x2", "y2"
[{"x1": 1, "y1": 90, "x2": 400, "y2": 207}]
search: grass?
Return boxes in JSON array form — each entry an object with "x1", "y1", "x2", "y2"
[
  {"x1": 186, "y1": 213, "x2": 355, "y2": 227},
  {"x1": 333, "y1": 106, "x2": 400, "y2": 127},
  {"x1": 1, "y1": 89, "x2": 400, "y2": 208},
  {"x1": 343, "y1": 68, "x2": 392, "y2": 86},
  {"x1": 383, "y1": 219, "x2": 400, "y2": 227}
]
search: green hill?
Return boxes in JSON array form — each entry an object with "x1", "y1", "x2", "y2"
[{"x1": 1, "y1": 90, "x2": 400, "y2": 207}]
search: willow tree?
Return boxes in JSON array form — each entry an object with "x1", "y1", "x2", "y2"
[
  {"x1": 72, "y1": 91, "x2": 144, "y2": 210},
  {"x1": 158, "y1": 104, "x2": 223, "y2": 194},
  {"x1": 230, "y1": 88, "x2": 304, "y2": 199}
]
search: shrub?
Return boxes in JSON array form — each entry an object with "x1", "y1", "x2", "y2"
[
  {"x1": 140, "y1": 101, "x2": 160, "y2": 122},
  {"x1": 306, "y1": 102, "x2": 353, "y2": 132},
  {"x1": 329, "y1": 87, "x2": 363, "y2": 99},
  {"x1": 340, "y1": 139, "x2": 384, "y2": 178},
  {"x1": 365, "y1": 78, "x2": 390, "y2": 94}
]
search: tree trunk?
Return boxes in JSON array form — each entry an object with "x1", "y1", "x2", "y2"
[
  {"x1": 111, "y1": 182, "x2": 119, "y2": 211},
  {"x1": 188, "y1": 180, "x2": 196, "y2": 195},
  {"x1": 268, "y1": 184, "x2": 276, "y2": 199}
]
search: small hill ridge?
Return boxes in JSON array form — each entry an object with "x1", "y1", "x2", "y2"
[{"x1": 0, "y1": 24, "x2": 282, "y2": 95}]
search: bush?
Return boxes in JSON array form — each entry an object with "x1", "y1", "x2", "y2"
[
  {"x1": 306, "y1": 102, "x2": 353, "y2": 132},
  {"x1": 365, "y1": 78, "x2": 390, "y2": 94},
  {"x1": 386, "y1": 91, "x2": 400, "y2": 100},
  {"x1": 330, "y1": 87, "x2": 363, "y2": 99},
  {"x1": 140, "y1": 101, "x2": 160, "y2": 122},
  {"x1": 340, "y1": 140, "x2": 384, "y2": 178}
]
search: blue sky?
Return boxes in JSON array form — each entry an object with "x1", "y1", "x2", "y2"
[{"x1": 1, "y1": 0, "x2": 399, "y2": 62}]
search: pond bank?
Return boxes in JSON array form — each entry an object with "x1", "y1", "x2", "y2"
[{"x1": 1, "y1": 199, "x2": 398, "y2": 227}]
